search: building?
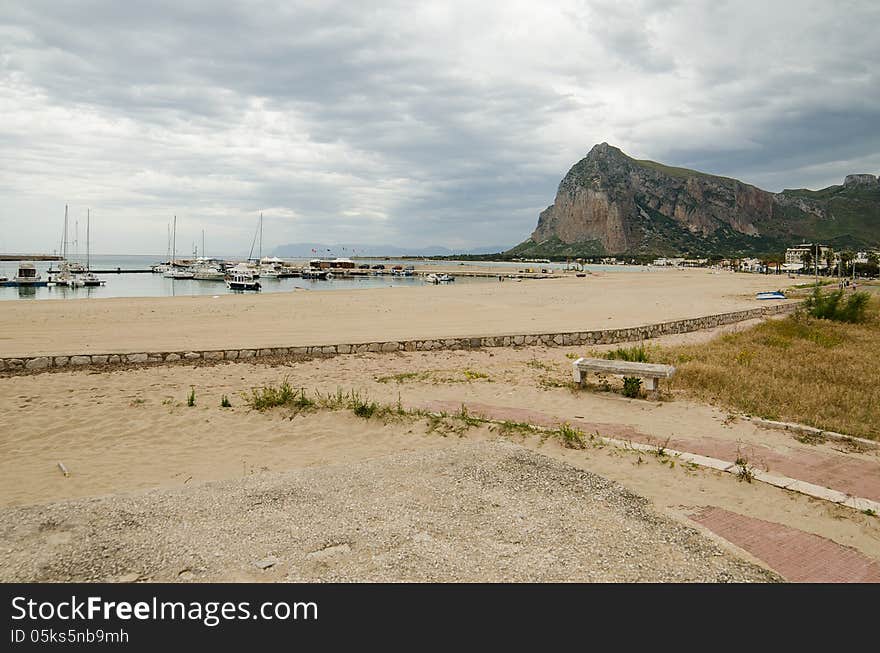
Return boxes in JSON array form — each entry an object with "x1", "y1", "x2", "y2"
[
  {"x1": 738, "y1": 257, "x2": 765, "y2": 273},
  {"x1": 785, "y1": 243, "x2": 831, "y2": 269}
]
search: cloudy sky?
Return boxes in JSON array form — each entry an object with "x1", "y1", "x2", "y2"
[{"x1": 1, "y1": 0, "x2": 878, "y2": 255}]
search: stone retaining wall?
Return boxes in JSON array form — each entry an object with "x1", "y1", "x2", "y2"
[{"x1": 0, "y1": 302, "x2": 798, "y2": 375}]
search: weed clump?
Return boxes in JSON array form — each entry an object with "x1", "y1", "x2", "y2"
[
  {"x1": 187, "y1": 386, "x2": 196, "y2": 407},
  {"x1": 220, "y1": 395, "x2": 232, "y2": 408}
]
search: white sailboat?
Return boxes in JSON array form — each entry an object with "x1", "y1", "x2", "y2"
[
  {"x1": 164, "y1": 216, "x2": 194, "y2": 279},
  {"x1": 78, "y1": 209, "x2": 105, "y2": 286}
]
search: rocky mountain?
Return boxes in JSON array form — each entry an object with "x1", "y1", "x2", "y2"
[{"x1": 510, "y1": 143, "x2": 880, "y2": 257}]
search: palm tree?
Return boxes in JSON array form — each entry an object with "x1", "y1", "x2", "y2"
[
  {"x1": 800, "y1": 249, "x2": 813, "y2": 273},
  {"x1": 840, "y1": 251, "x2": 855, "y2": 277},
  {"x1": 824, "y1": 248, "x2": 835, "y2": 276}
]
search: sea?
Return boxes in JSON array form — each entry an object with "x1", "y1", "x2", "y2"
[{"x1": 0, "y1": 255, "x2": 649, "y2": 301}]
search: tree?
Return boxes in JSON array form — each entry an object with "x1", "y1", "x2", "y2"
[
  {"x1": 840, "y1": 251, "x2": 855, "y2": 276},
  {"x1": 824, "y1": 248, "x2": 836, "y2": 275},
  {"x1": 800, "y1": 249, "x2": 813, "y2": 273}
]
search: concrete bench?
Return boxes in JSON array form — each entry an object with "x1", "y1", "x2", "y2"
[{"x1": 572, "y1": 357, "x2": 676, "y2": 394}]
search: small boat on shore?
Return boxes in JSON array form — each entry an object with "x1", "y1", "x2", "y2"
[{"x1": 756, "y1": 291, "x2": 786, "y2": 300}]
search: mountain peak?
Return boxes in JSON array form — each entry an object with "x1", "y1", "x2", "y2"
[{"x1": 512, "y1": 147, "x2": 880, "y2": 258}]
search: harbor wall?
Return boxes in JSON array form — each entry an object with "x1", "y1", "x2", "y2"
[{"x1": 0, "y1": 302, "x2": 798, "y2": 375}]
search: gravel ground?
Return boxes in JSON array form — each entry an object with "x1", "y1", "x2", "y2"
[{"x1": 0, "y1": 441, "x2": 778, "y2": 582}]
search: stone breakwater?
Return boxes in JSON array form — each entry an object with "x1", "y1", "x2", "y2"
[{"x1": 0, "y1": 303, "x2": 797, "y2": 376}]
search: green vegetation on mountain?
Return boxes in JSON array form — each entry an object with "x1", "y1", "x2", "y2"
[{"x1": 512, "y1": 143, "x2": 880, "y2": 258}]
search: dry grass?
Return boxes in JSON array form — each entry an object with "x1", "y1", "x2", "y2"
[{"x1": 654, "y1": 301, "x2": 880, "y2": 440}]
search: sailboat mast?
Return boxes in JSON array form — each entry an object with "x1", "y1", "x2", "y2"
[
  {"x1": 259, "y1": 212, "x2": 263, "y2": 261},
  {"x1": 86, "y1": 209, "x2": 90, "y2": 271},
  {"x1": 172, "y1": 215, "x2": 176, "y2": 266},
  {"x1": 202, "y1": 229, "x2": 205, "y2": 260},
  {"x1": 63, "y1": 205, "x2": 68, "y2": 260}
]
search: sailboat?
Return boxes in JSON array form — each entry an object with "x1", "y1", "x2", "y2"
[
  {"x1": 164, "y1": 215, "x2": 194, "y2": 279},
  {"x1": 251, "y1": 213, "x2": 280, "y2": 279},
  {"x1": 49, "y1": 205, "x2": 78, "y2": 287},
  {"x1": 78, "y1": 209, "x2": 105, "y2": 286}
]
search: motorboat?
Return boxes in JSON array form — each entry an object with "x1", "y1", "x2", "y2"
[
  {"x1": 301, "y1": 266, "x2": 333, "y2": 280},
  {"x1": 79, "y1": 271, "x2": 105, "y2": 287},
  {"x1": 192, "y1": 264, "x2": 226, "y2": 281},
  {"x1": 1, "y1": 262, "x2": 49, "y2": 287},
  {"x1": 164, "y1": 267, "x2": 194, "y2": 279},
  {"x1": 226, "y1": 272, "x2": 261, "y2": 291}
]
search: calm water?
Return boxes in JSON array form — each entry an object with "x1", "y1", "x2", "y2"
[{"x1": 0, "y1": 255, "x2": 648, "y2": 301}]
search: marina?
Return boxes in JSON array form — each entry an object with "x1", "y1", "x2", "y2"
[{"x1": 1, "y1": 255, "x2": 647, "y2": 301}]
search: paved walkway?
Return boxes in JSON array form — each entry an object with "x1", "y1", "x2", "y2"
[
  {"x1": 691, "y1": 507, "x2": 880, "y2": 583},
  {"x1": 422, "y1": 400, "x2": 880, "y2": 583},
  {"x1": 424, "y1": 401, "x2": 880, "y2": 502}
]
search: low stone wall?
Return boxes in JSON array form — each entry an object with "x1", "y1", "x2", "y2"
[{"x1": 0, "y1": 302, "x2": 798, "y2": 376}]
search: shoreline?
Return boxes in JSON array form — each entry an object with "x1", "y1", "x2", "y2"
[{"x1": 0, "y1": 269, "x2": 796, "y2": 358}]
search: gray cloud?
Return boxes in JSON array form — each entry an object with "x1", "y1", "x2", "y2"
[{"x1": 0, "y1": 0, "x2": 878, "y2": 254}]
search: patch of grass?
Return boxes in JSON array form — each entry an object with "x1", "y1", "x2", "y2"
[
  {"x1": 653, "y1": 300, "x2": 880, "y2": 440},
  {"x1": 864, "y1": 508, "x2": 877, "y2": 517},
  {"x1": 220, "y1": 395, "x2": 232, "y2": 408},
  {"x1": 606, "y1": 343, "x2": 649, "y2": 362},
  {"x1": 462, "y1": 369, "x2": 489, "y2": 381},
  {"x1": 246, "y1": 380, "x2": 295, "y2": 410},
  {"x1": 187, "y1": 386, "x2": 196, "y2": 407},
  {"x1": 555, "y1": 423, "x2": 586, "y2": 449},
  {"x1": 495, "y1": 420, "x2": 536, "y2": 437},
  {"x1": 525, "y1": 359, "x2": 553, "y2": 371},
  {"x1": 376, "y1": 371, "x2": 432, "y2": 384}
]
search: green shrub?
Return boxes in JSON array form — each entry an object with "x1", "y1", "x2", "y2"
[
  {"x1": 220, "y1": 395, "x2": 231, "y2": 408},
  {"x1": 622, "y1": 377, "x2": 642, "y2": 398},
  {"x1": 187, "y1": 386, "x2": 196, "y2": 407},
  {"x1": 805, "y1": 288, "x2": 870, "y2": 323}
]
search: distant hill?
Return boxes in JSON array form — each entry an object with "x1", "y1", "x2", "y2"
[
  {"x1": 510, "y1": 143, "x2": 880, "y2": 257},
  {"x1": 272, "y1": 243, "x2": 510, "y2": 258}
]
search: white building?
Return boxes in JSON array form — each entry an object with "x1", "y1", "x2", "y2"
[{"x1": 785, "y1": 243, "x2": 831, "y2": 269}]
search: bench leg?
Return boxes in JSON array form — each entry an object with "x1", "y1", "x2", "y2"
[
  {"x1": 643, "y1": 377, "x2": 657, "y2": 392},
  {"x1": 572, "y1": 366, "x2": 584, "y2": 386}
]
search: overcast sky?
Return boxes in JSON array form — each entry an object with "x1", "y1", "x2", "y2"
[{"x1": 1, "y1": 0, "x2": 878, "y2": 255}]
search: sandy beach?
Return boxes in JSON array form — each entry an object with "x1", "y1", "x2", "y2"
[
  {"x1": 0, "y1": 268, "x2": 789, "y2": 357},
  {"x1": 2, "y1": 270, "x2": 877, "y2": 582}
]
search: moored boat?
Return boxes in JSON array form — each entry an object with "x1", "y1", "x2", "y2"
[
  {"x1": 226, "y1": 272, "x2": 261, "y2": 291},
  {"x1": 1, "y1": 262, "x2": 49, "y2": 287}
]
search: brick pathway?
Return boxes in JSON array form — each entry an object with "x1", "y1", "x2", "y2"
[
  {"x1": 423, "y1": 401, "x2": 880, "y2": 501},
  {"x1": 691, "y1": 507, "x2": 880, "y2": 583}
]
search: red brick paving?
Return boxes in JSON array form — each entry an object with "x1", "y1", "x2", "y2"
[
  {"x1": 423, "y1": 401, "x2": 880, "y2": 501},
  {"x1": 691, "y1": 507, "x2": 880, "y2": 583}
]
